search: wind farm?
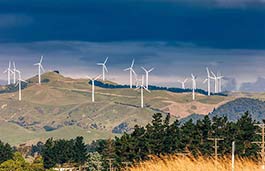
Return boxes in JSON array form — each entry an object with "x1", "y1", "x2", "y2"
[{"x1": 0, "y1": 1, "x2": 264, "y2": 170}]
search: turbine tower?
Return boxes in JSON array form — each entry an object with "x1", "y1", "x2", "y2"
[
  {"x1": 191, "y1": 73, "x2": 197, "y2": 101},
  {"x1": 3, "y1": 61, "x2": 14, "y2": 85},
  {"x1": 177, "y1": 78, "x2": 188, "y2": 89},
  {"x1": 124, "y1": 59, "x2": 136, "y2": 88},
  {"x1": 141, "y1": 67, "x2": 154, "y2": 89},
  {"x1": 135, "y1": 75, "x2": 150, "y2": 108},
  {"x1": 34, "y1": 56, "x2": 45, "y2": 84},
  {"x1": 97, "y1": 57, "x2": 108, "y2": 81},
  {"x1": 14, "y1": 69, "x2": 27, "y2": 101},
  {"x1": 88, "y1": 75, "x2": 101, "y2": 102},
  {"x1": 12, "y1": 62, "x2": 17, "y2": 84}
]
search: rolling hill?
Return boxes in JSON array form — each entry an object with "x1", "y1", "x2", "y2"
[{"x1": 0, "y1": 71, "x2": 248, "y2": 146}]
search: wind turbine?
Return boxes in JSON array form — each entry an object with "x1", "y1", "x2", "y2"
[
  {"x1": 88, "y1": 74, "x2": 102, "y2": 102},
  {"x1": 124, "y1": 59, "x2": 136, "y2": 88},
  {"x1": 177, "y1": 78, "x2": 188, "y2": 89},
  {"x1": 14, "y1": 69, "x2": 27, "y2": 101},
  {"x1": 34, "y1": 56, "x2": 45, "y2": 84},
  {"x1": 141, "y1": 67, "x2": 154, "y2": 89},
  {"x1": 3, "y1": 61, "x2": 14, "y2": 85},
  {"x1": 135, "y1": 75, "x2": 150, "y2": 108},
  {"x1": 204, "y1": 67, "x2": 214, "y2": 96},
  {"x1": 217, "y1": 73, "x2": 224, "y2": 93},
  {"x1": 12, "y1": 62, "x2": 17, "y2": 84},
  {"x1": 210, "y1": 71, "x2": 219, "y2": 93},
  {"x1": 97, "y1": 57, "x2": 108, "y2": 81},
  {"x1": 191, "y1": 73, "x2": 197, "y2": 101}
]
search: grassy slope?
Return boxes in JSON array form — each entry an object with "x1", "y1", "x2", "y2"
[{"x1": 0, "y1": 72, "x2": 234, "y2": 145}]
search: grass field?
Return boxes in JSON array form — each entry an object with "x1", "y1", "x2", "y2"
[
  {"x1": 0, "y1": 122, "x2": 115, "y2": 146},
  {"x1": 130, "y1": 155, "x2": 262, "y2": 171}
]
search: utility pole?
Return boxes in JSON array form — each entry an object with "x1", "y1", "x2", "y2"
[
  {"x1": 106, "y1": 158, "x2": 114, "y2": 171},
  {"x1": 232, "y1": 141, "x2": 235, "y2": 171},
  {"x1": 253, "y1": 123, "x2": 265, "y2": 170},
  {"x1": 208, "y1": 138, "x2": 224, "y2": 161}
]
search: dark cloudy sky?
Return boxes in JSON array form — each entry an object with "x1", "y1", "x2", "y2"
[{"x1": 0, "y1": 0, "x2": 264, "y2": 90}]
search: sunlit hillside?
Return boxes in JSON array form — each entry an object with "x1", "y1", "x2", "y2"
[{"x1": 0, "y1": 71, "x2": 252, "y2": 146}]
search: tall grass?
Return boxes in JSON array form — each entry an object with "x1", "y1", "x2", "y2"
[{"x1": 129, "y1": 155, "x2": 263, "y2": 171}]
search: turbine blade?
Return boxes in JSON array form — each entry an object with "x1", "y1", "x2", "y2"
[
  {"x1": 141, "y1": 67, "x2": 147, "y2": 72},
  {"x1": 34, "y1": 63, "x2": 39, "y2": 66},
  {"x1": 97, "y1": 63, "x2": 103, "y2": 65},
  {"x1": 184, "y1": 78, "x2": 188, "y2": 83},
  {"x1": 15, "y1": 82, "x2": 19, "y2": 87},
  {"x1": 144, "y1": 87, "x2": 151, "y2": 93},
  {"x1": 40, "y1": 65, "x2": 45, "y2": 72},
  {"x1": 13, "y1": 62, "x2": 16, "y2": 69},
  {"x1": 94, "y1": 74, "x2": 102, "y2": 80},
  {"x1": 104, "y1": 57, "x2": 108, "y2": 64},
  {"x1": 104, "y1": 65, "x2": 108, "y2": 72},
  {"x1": 148, "y1": 68, "x2": 154, "y2": 72},
  {"x1": 206, "y1": 67, "x2": 210, "y2": 76},
  {"x1": 124, "y1": 68, "x2": 130, "y2": 71},
  {"x1": 40, "y1": 56, "x2": 43, "y2": 63},
  {"x1": 210, "y1": 71, "x2": 216, "y2": 78},
  {"x1": 203, "y1": 78, "x2": 208, "y2": 84},
  {"x1": 131, "y1": 59, "x2": 135, "y2": 68},
  {"x1": 21, "y1": 79, "x2": 28, "y2": 83}
]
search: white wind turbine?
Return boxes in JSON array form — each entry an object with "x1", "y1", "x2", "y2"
[
  {"x1": 14, "y1": 69, "x2": 27, "y2": 101},
  {"x1": 203, "y1": 67, "x2": 214, "y2": 96},
  {"x1": 34, "y1": 56, "x2": 45, "y2": 84},
  {"x1": 217, "y1": 73, "x2": 224, "y2": 93},
  {"x1": 3, "y1": 61, "x2": 14, "y2": 85},
  {"x1": 177, "y1": 78, "x2": 188, "y2": 89},
  {"x1": 191, "y1": 73, "x2": 197, "y2": 101},
  {"x1": 141, "y1": 67, "x2": 154, "y2": 89},
  {"x1": 12, "y1": 62, "x2": 17, "y2": 84},
  {"x1": 97, "y1": 57, "x2": 108, "y2": 81},
  {"x1": 88, "y1": 74, "x2": 102, "y2": 102},
  {"x1": 124, "y1": 59, "x2": 137, "y2": 88},
  {"x1": 210, "y1": 71, "x2": 219, "y2": 93},
  {"x1": 135, "y1": 75, "x2": 150, "y2": 108}
]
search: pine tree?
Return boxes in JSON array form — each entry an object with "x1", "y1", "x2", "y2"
[
  {"x1": 0, "y1": 141, "x2": 13, "y2": 164},
  {"x1": 73, "y1": 136, "x2": 87, "y2": 165}
]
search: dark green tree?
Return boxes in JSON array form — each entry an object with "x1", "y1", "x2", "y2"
[{"x1": 0, "y1": 141, "x2": 13, "y2": 164}]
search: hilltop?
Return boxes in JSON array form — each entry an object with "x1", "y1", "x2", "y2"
[{"x1": 0, "y1": 71, "x2": 241, "y2": 145}]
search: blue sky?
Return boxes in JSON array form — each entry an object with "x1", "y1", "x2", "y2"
[{"x1": 0, "y1": 0, "x2": 264, "y2": 90}]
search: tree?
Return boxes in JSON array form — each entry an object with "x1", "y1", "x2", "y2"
[
  {"x1": 73, "y1": 136, "x2": 87, "y2": 165},
  {"x1": 0, "y1": 152, "x2": 32, "y2": 171},
  {"x1": 0, "y1": 141, "x2": 13, "y2": 164},
  {"x1": 87, "y1": 152, "x2": 103, "y2": 171},
  {"x1": 42, "y1": 138, "x2": 56, "y2": 169}
]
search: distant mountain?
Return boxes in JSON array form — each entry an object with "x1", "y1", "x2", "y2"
[
  {"x1": 209, "y1": 98, "x2": 265, "y2": 122},
  {"x1": 180, "y1": 114, "x2": 205, "y2": 124},
  {"x1": 240, "y1": 77, "x2": 265, "y2": 92}
]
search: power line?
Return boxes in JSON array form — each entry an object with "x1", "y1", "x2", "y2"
[{"x1": 208, "y1": 137, "x2": 224, "y2": 161}]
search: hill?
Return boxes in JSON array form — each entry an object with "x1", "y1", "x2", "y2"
[
  {"x1": 0, "y1": 71, "x2": 234, "y2": 145},
  {"x1": 209, "y1": 97, "x2": 265, "y2": 122}
]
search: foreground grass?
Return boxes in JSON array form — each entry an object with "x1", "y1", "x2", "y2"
[{"x1": 130, "y1": 155, "x2": 262, "y2": 171}]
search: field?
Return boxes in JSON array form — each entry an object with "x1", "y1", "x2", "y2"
[{"x1": 129, "y1": 155, "x2": 262, "y2": 171}]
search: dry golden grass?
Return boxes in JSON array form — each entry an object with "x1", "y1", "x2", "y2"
[{"x1": 129, "y1": 155, "x2": 263, "y2": 171}]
